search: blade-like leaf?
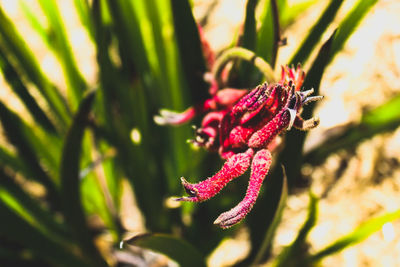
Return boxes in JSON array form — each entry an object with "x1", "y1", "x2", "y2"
[
  {"x1": 273, "y1": 192, "x2": 318, "y2": 267},
  {"x1": 107, "y1": 0, "x2": 150, "y2": 78},
  {"x1": 93, "y1": 1, "x2": 168, "y2": 231},
  {"x1": 123, "y1": 233, "x2": 206, "y2": 267},
  {"x1": 252, "y1": 166, "x2": 288, "y2": 265},
  {"x1": 304, "y1": 94, "x2": 400, "y2": 165},
  {"x1": 74, "y1": 0, "x2": 95, "y2": 41},
  {"x1": 237, "y1": 0, "x2": 259, "y2": 86},
  {"x1": 171, "y1": 0, "x2": 209, "y2": 102},
  {"x1": 256, "y1": 0, "x2": 282, "y2": 67},
  {"x1": 277, "y1": 30, "x2": 335, "y2": 186},
  {"x1": 38, "y1": 0, "x2": 87, "y2": 110},
  {"x1": 0, "y1": 101, "x2": 60, "y2": 207},
  {"x1": 307, "y1": 209, "x2": 400, "y2": 263},
  {"x1": 240, "y1": 163, "x2": 287, "y2": 266},
  {"x1": 0, "y1": 201, "x2": 87, "y2": 267},
  {"x1": 60, "y1": 91, "x2": 108, "y2": 267},
  {"x1": 242, "y1": 0, "x2": 258, "y2": 51},
  {"x1": 289, "y1": 0, "x2": 344, "y2": 65},
  {"x1": 0, "y1": 7, "x2": 70, "y2": 127},
  {"x1": 0, "y1": 168, "x2": 70, "y2": 242},
  {"x1": 280, "y1": 0, "x2": 318, "y2": 29},
  {"x1": 328, "y1": 0, "x2": 378, "y2": 64},
  {"x1": 0, "y1": 48, "x2": 56, "y2": 132}
]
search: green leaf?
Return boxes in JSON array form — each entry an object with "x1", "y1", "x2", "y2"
[
  {"x1": 242, "y1": 0, "x2": 258, "y2": 51},
  {"x1": 0, "y1": 101, "x2": 60, "y2": 207},
  {"x1": 38, "y1": 0, "x2": 87, "y2": 110},
  {"x1": 0, "y1": 47, "x2": 56, "y2": 133},
  {"x1": 304, "y1": 94, "x2": 400, "y2": 165},
  {"x1": 94, "y1": 1, "x2": 169, "y2": 231},
  {"x1": 0, "y1": 7, "x2": 70, "y2": 127},
  {"x1": 0, "y1": 201, "x2": 87, "y2": 267},
  {"x1": 171, "y1": 0, "x2": 209, "y2": 102},
  {"x1": 289, "y1": 0, "x2": 344, "y2": 65},
  {"x1": 328, "y1": 0, "x2": 378, "y2": 64},
  {"x1": 237, "y1": 0, "x2": 259, "y2": 86},
  {"x1": 107, "y1": 0, "x2": 150, "y2": 78},
  {"x1": 256, "y1": 0, "x2": 282, "y2": 67},
  {"x1": 280, "y1": 0, "x2": 318, "y2": 29},
  {"x1": 252, "y1": 166, "x2": 288, "y2": 265},
  {"x1": 273, "y1": 192, "x2": 318, "y2": 267},
  {"x1": 0, "y1": 147, "x2": 29, "y2": 176},
  {"x1": 277, "y1": 30, "x2": 335, "y2": 186},
  {"x1": 123, "y1": 233, "x2": 206, "y2": 267},
  {"x1": 0, "y1": 168, "x2": 70, "y2": 243},
  {"x1": 19, "y1": 0, "x2": 49, "y2": 49},
  {"x1": 240, "y1": 164, "x2": 287, "y2": 265},
  {"x1": 74, "y1": 0, "x2": 95, "y2": 41},
  {"x1": 60, "y1": 91, "x2": 108, "y2": 267},
  {"x1": 307, "y1": 209, "x2": 400, "y2": 263}
]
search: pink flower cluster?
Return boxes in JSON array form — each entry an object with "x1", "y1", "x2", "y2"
[{"x1": 155, "y1": 26, "x2": 322, "y2": 228}]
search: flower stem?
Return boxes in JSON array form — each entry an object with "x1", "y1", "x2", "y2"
[{"x1": 212, "y1": 47, "x2": 276, "y2": 85}]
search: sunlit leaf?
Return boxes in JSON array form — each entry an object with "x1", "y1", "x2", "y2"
[
  {"x1": 0, "y1": 7, "x2": 70, "y2": 127},
  {"x1": 307, "y1": 209, "x2": 400, "y2": 262},
  {"x1": 273, "y1": 192, "x2": 318, "y2": 267},
  {"x1": 304, "y1": 94, "x2": 400, "y2": 165},
  {"x1": 38, "y1": 0, "x2": 87, "y2": 110},
  {"x1": 0, "y1": 48, "x2": 56, "y2": 133},
  {"x1": 289, "y1": 0, "x2": 344, "y2": 65},
  {"x1": 328, "y1": 0, "x2": 378, "y2": 64},
  {"x1": 0, "y1": 101, "x2": 60, "y2": 207}
]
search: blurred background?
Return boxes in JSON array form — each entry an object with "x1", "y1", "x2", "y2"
[{"x1": 0, "y1": 0, "x2": 399, "y2": 266}]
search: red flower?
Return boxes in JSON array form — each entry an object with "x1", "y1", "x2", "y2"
[{"x1": 156, "y1": 64, "x2": 321, "y2": 228}]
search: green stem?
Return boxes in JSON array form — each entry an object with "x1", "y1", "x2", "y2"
[{"x1": 212, "y1": 47, "x2": 276, "y2": 85}]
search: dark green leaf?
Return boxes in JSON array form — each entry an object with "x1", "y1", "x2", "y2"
[
  {"x1": 240, "y1": 164, "x2": 287, "y2": 265},
  {"x1": 60, "y1": 91, "x2": 108, "y2": 267},
  {"x1": 107, "y1": 0, "x2": 150, "y2": 77},
  {"x1": 308, "y1": 209, "x2": 400, "y2": 263},
  {"x1": 237, "y1": 0, "x2": 259, "y2": 86},
  {"x1": 289, "y1": 0, "x2": 344, "y2": 65},
  {"x1": 256, "y1": 0, "x2": 282, "y2": 67},
  {"x1": 242, "y1": 0, "x2": 258, "y2": 51},
  {"x1": 0, "y1": 201, "x2": 87, "y2": 267},
  {"x1": 0, "y1": 168, "x2": 70, "y2": 242},
  {"x1": 273, "y1": 192, "x2": 318, "y2": 267},
  {"x1": 277, "y1": 30, "x2": 335, "y2": 186},
  {"x1": 252, "y1": 166, "x2": 288, "y2": 265},
  {"x1": 124, "y1": 233, "x2": 206, "y2": 267},
  {"x1": 171, "y1": 0, "x2": 209, "y2": 102}
]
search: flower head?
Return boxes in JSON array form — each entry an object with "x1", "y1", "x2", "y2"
[{"x1": 156, "y1": 62, "x2": 322, "y2": 228}]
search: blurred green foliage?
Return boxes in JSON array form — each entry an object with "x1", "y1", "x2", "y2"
[{"x1": 0, "y1": 0, "x2": 398, "y2": 266}]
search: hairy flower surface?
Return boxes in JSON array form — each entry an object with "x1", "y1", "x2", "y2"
[{"x1": 156, "y1": 64, "x2": 322, "y2": 228}]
